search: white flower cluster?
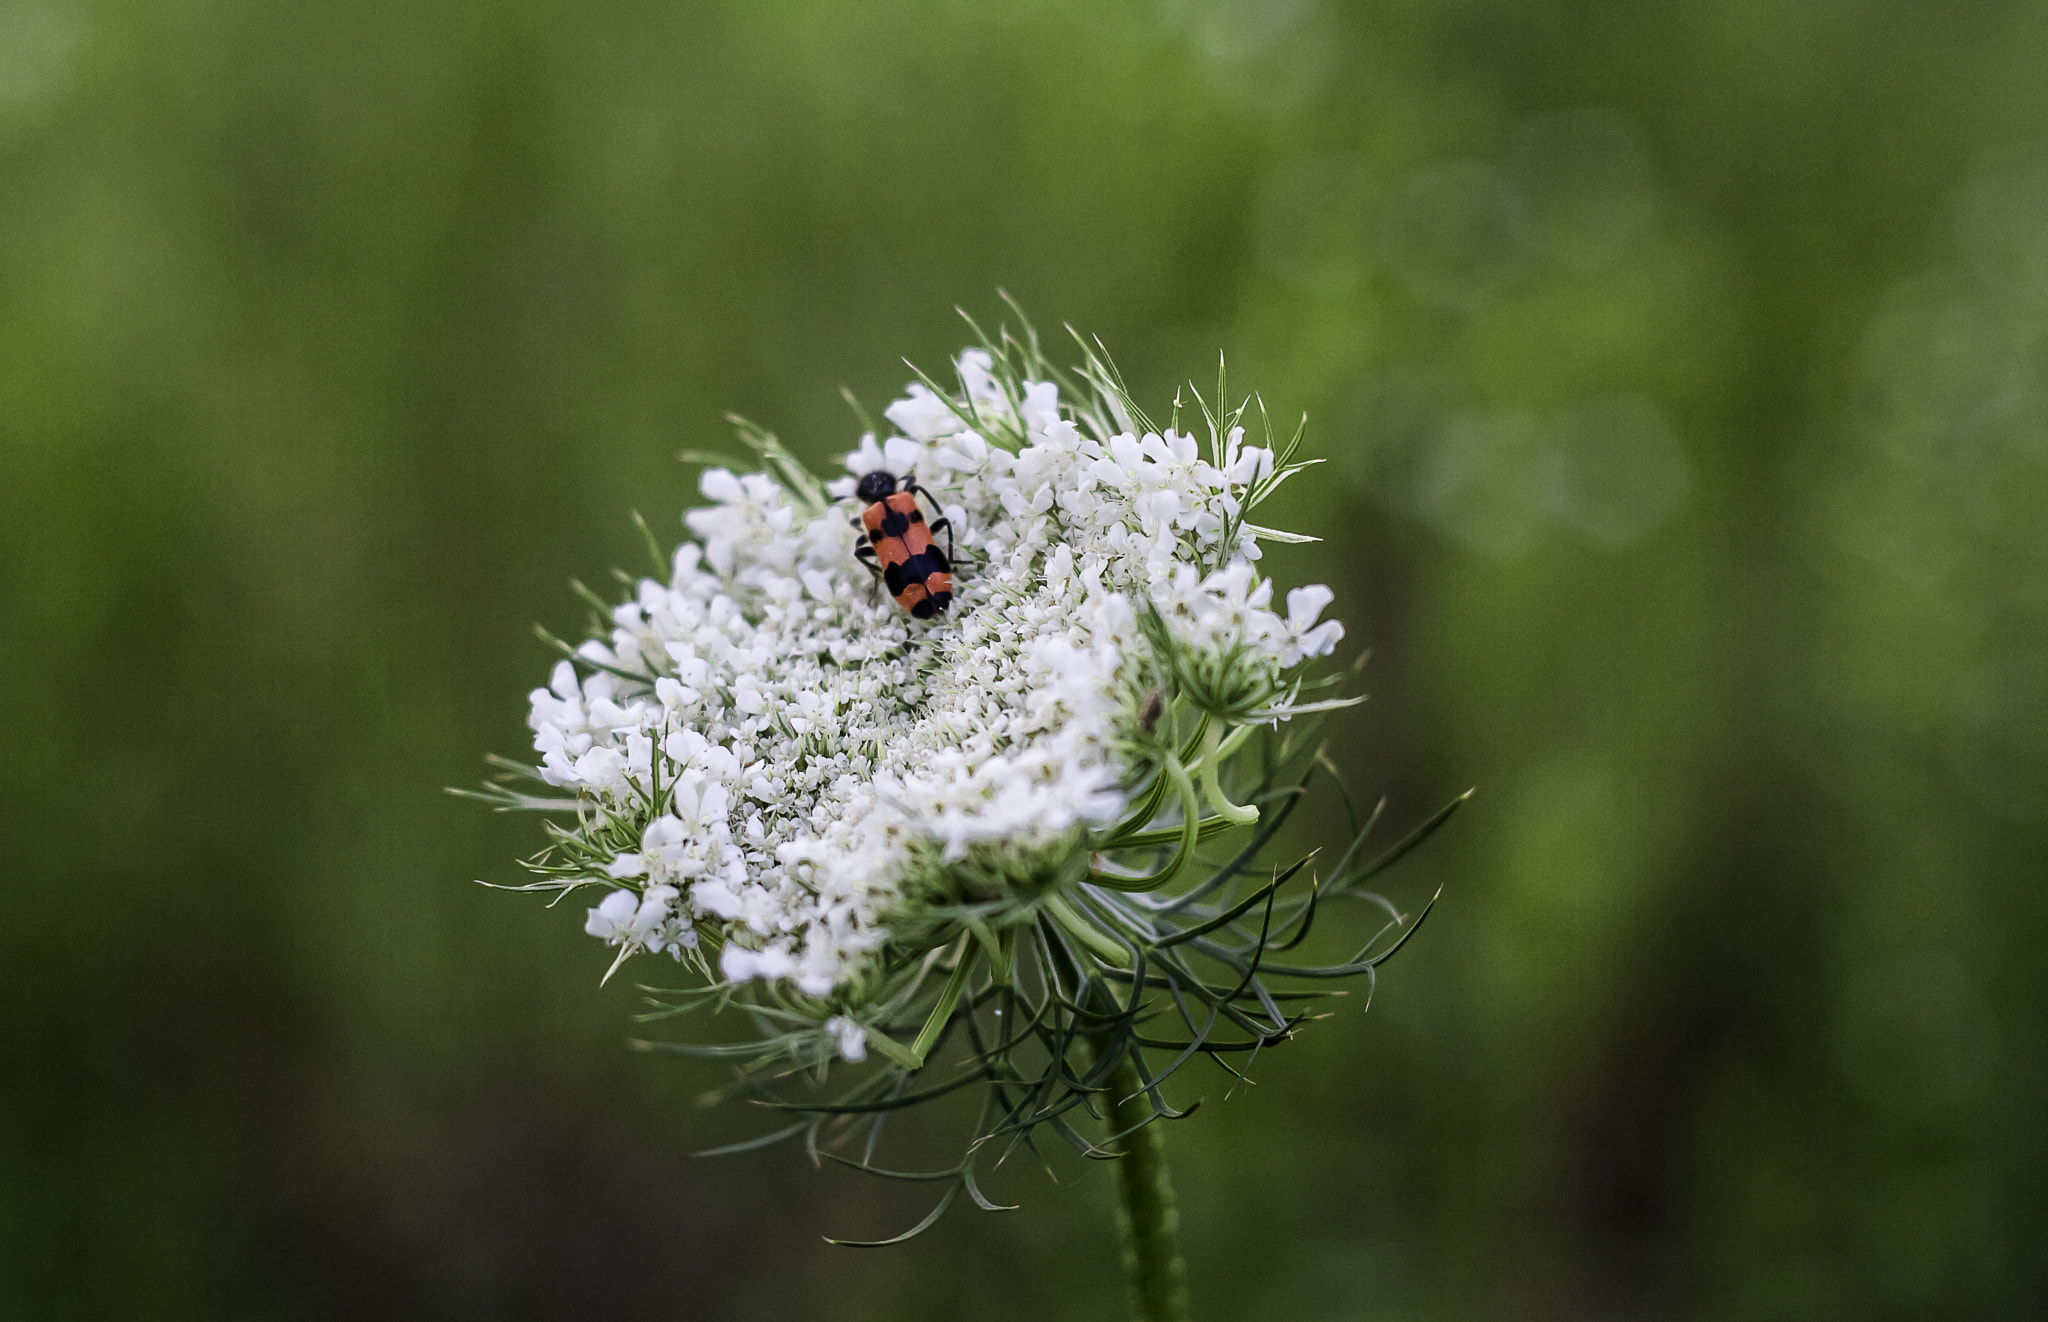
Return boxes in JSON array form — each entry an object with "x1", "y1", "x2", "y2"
[{"x1": 526, "y1": 349, "x2": 1344, "y2": 1017}]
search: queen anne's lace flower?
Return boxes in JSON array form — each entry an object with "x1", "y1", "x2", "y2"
[
  {"x1": 474, "y1": 322, "x2": 1464, "y2": 1258},
  {"x1": 514, "y1": 339, "x2": 1343, "y2": 1045}
]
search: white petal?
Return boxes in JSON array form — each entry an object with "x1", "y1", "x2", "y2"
[
  {"x1": 844, "y1": 433, "x2": 887, "y2": 474},
  {"x1": 883, "y1": 436, "x2": 925, "y2": 474},
  {"x1": 1286, "y1": 584, "x2": 1336, "y2": 632},
  {"x1": 698, "y1": 467, "x2": 744, "y2": 502}
]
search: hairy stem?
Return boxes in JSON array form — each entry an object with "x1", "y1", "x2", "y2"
[{"x1": 1107, "y1": 1054, "x2": 1190, "y2": 1322}]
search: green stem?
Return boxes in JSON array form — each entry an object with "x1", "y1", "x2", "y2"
[
  {"x1": 1198, "y1": 720, "x2": 1257, "y2": 826},
  {"x1": 1107, "y1": 1053, "x2": 1191, "y2": 1322},
  {"x1": 906, "y1": 940, "x2": 976, "y2": 1066},
  {"x1": 1091, "y1": 750, "x2": 1204, "y2": 891},
  {"x1": 1045, "y1": 892, "x2": 1132, "y2": 966}
]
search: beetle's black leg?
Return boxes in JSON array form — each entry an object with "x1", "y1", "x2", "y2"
[
  {"x1": 851, "y1": 538, "x2": 882, "y2": 601},
  {"x1": 905, "y1": 482, "x2": 958, "y2": 567}
]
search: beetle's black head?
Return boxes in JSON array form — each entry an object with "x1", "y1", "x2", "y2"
[{"x1": 855, "y1": 470, "x2": 899, "y2": 504}]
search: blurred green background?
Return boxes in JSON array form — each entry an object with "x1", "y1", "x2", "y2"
[{"x1": 5, "y1": 1, "x2": 2046, "y2": 1317}]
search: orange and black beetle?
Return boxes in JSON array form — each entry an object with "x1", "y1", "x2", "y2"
[{"x1": 852, "y1": 471, "x2": 954, "y2": 619}]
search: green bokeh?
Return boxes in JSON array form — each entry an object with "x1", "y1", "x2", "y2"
[{"x1": 4, "y1": 1, "x2": 2045, "y2": 1317}]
